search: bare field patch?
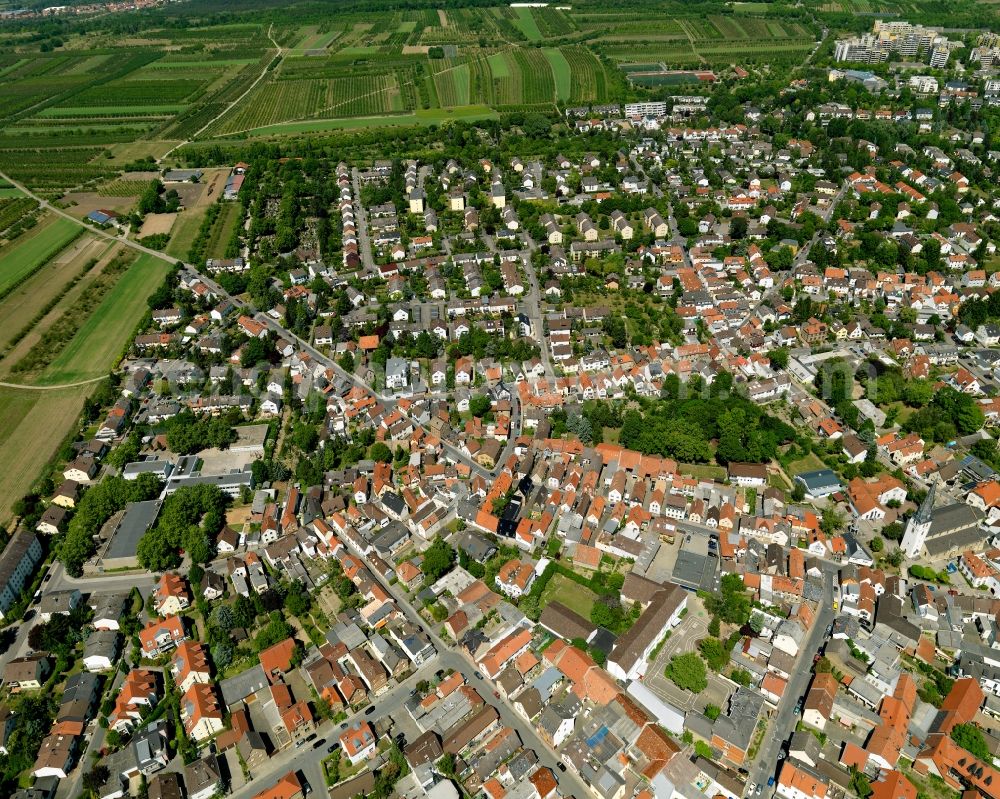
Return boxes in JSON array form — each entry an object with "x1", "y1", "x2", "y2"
[{"x1": 139, "y1": 212, "x2": 177, "y2": 237}]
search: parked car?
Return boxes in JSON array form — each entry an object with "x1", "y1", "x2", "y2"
[
  {"x1": 312, "y1": 738, "x2": 326, "y2": 749},
  {"x1": 327, "y1": 742, "x2": 340, "y2": 753},
  {"x1": 365, "y1": 706, "x2": 376, "y2": 715}
]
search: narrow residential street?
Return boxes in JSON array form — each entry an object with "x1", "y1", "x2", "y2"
[{"x1": 747, "y1": 569, "x2": 835, "y2": 797}]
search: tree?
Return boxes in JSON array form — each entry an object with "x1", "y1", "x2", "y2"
[
  {"x1": 952, "y1": 723, "x2": 992, "y2": 761},
  {"x1": 849, "y1": 768, "x2": 872, "y2": 799},
  {"x1": 665, "y1": 652, "x2": 707, "y2": 693},
  {"x1": 699, "y1": 637, "x2": 730, "y2": 672},
  {"x1": 704, "y1": 704, "x2": 721, "y2": 720},
  {"x1": 83, "y1": 765, "x2": 111, "y2": 796},
  {"x1": 730, "y1": 668, "x2": 752, "y2": 686},
  {"x1": 436, "y1": 752, "x2": 457, "y2": 778},
  {"x1": 820, "y1": 507, "x2": 844, "y2": 536},
  {"x1": 421, "y1": 538, "x2": 456, "y2": 583},
  {"x1": 694, "y1": 740, "x2": 713, "y2": 759},
  {"x1": 870, "y1": 536, "x2": 884, "y2": 553},
  {"x1": 285, "y1": 581, "x2": 311, "y2": 616},
  {"x1": 211, "y1": 641, "x2": 233, "y2": 671},
  {"x1": 369, "y1": 442, "x2": 392, "y2": 463},
  {"x1": 469, "y1": 395, "x2": 492, "y2": 418},
  {"x1": 704, "y1": 574, "x2": 751, "y2": 626},
  {"x1": 767, "y1": 348, "x2": 789, "y2": 370}
]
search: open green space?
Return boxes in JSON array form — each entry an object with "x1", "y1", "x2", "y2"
[
  {"x1": 539, "y1": 572, "x2": 598, "y2": 619},
  {"x1": 544, "y1": 48, "x2": 572, "y2": 102},
  {"x1": 785, "y1": 451, "x2": 827, "y2": 476},
  {"x1": 0, "y1": 216, "x2": 82, "y2": 299},
  {"x1": 679, "y1": 462, "x2": 728, "y2": 481},
  {"x1": 487, "y1": 52, "x2": 511, "y2": 79},
  {"x1": 38, "y1": 253, "x2": 171, "y2": 384},
  {"x1": 513, "y1": 7, "x2": 543, "y2": 41},
  {"x1": 166, "y1": 207, "x2": 209, "y2": 259}
]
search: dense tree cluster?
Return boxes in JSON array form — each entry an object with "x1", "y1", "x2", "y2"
[
  {"x1": 137, "y1": 484, "x2": 228, "y2": 571},
  {"x1": 903, "y1": 385, "x2": 985, "y2": 442},
  {"x1": 619, "y1": 380, "x2": 793, "y2": 464},
  {"x1": 58, "y1": 473, "x2": 161, "y2": 576},
  {"x1": 165, "y1": 410, "x2": 238, "y2": 455}
]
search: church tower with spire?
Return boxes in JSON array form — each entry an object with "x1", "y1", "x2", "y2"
[{"x1": 901, "y1": 480, "x2": 936, "y2": 559}]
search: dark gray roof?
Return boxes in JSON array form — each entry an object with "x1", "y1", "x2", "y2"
[
  {"x1": 105, "y1": 500, "x2": 161, "y2": 560},
  {"x1": 219, "y1": 664, "x2": 268, "y2": 705}
]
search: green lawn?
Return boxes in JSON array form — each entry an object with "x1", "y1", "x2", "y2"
[
  {"x1": 544, "y1": 48, "x2": 572, "y2": 101},
  {"x1": 0, "y1": 216, "x2": 81, "y2": 298},
  {"x1": 487, "y1": 52, "x2": 511, "y2": 78},
  {"x1": 678, "y1": 462, "x2": 727, "y2": 481},
  {"x1": 514, "y1": 7, "x2": 543, "y2": 41},
  {"x1": 38, "y1": 253, "x2": 170, "y2": 384},
  {"x1": 540, "y1": 573, "x2": 598, "y2": 620},
  {"x1": 166, "y1": 207, "x2": 208, "y2": 259},
  {"x1": 205, "y1": 201, "x2": 241, "y2": 260},
  {"x1": 785, "y1": 451, "x2": 827, "y2": 476}
]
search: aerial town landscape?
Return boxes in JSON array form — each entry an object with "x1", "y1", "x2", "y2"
[{"x1": 4, "y1": 1, "x2": 1000, "y2": 799}]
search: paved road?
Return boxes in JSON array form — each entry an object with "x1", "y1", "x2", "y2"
[
  {"x1": 57, "y1": 668, "x2": 123, "y2": 799},
  {"x1": 348, "y1": 543, "x2": 594, "y2": 799},
  {"x1": 518, "y1": 238, "x2": 556, "y2": 380},
  {"x1": 0, "y1": 377, "x2": 108, "y2": 391},
  {"x1": 46, "y1": 561, "x2": 160, "y2": 595},
  {"x1": 225, "y1": 660, "x2": 441, "y2": 799},
  {"x1": 666, "y1": 203, "x2": 694, "y2": 269},
  {"x1": 350, "y1": 167, "x2": 376, "y2": 272},
  {"x1": 746, "y1": 569, "x2": 835, "y2": 798}
]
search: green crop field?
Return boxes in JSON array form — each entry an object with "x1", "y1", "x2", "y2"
[
  {"x1": 0, "y1": 216, "x2": 82, "y2": 299},
  {"x1": 38, "y1": 253, "x2": 170, "y2": 384}
]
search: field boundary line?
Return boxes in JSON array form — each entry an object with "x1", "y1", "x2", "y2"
[{"x1": 0, "y1": 376, "x2": 106, "y2": 390}]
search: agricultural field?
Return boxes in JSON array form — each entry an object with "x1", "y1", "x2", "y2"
[
  {"x1": 36, "y1": 253, "x2": 171, "y2": 385},
  {"x1": 0, "y1": 236, "x2": 110, "y2": 356},
  {"x1": 0, "y1": 4, "x2": 819, "y2": 194},
  {"x1": 0, "y1": 216, "x2": 81, "y2": 300},
  {"x1": 0, "y1": 387, "x2": 90, "y2": 529}
]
